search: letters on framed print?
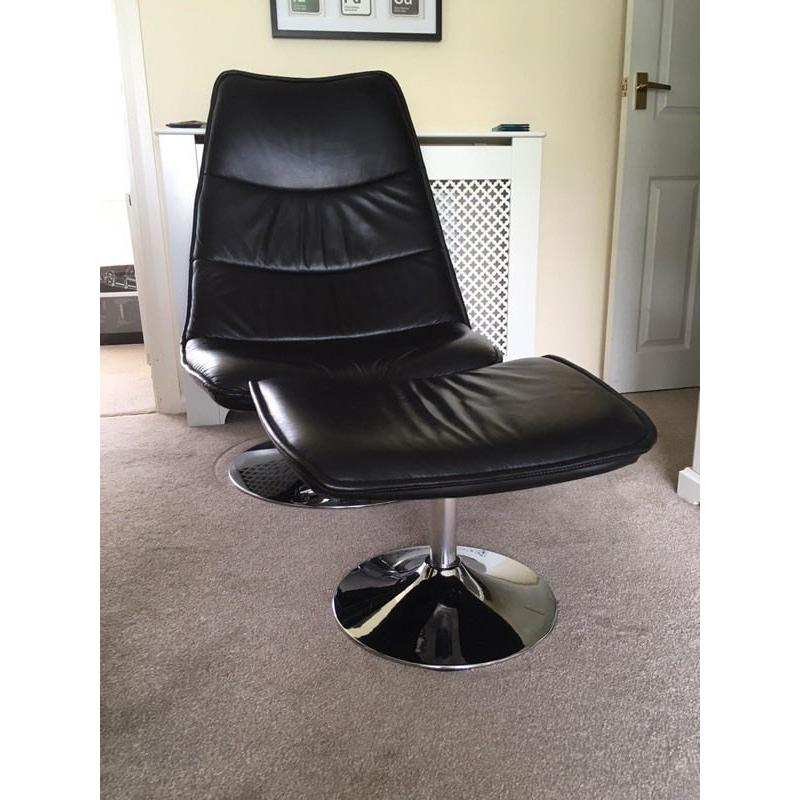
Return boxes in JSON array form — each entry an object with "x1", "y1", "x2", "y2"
[
  {"x1": 391, "y1": 0, "x2": 420, "y2": 15},
  {"x1": 270, "y1": 0, "x2": 441, "y2": 41},
  {"x1": 340, "y1": 0, "x2": 371, "y2": 16}
]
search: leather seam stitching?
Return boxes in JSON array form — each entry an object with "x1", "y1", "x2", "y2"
[
  {"x1": 202, "y1": 166, "x2": 413, "y2": 194},
  {"x1": 193, "y1": 247, "x2": 436, "y2": 275},
  {"x1": 313, "y1": 452, "x2": 644, "y2": 495},
  {"x1": 184, "y1": 319, "x2": 467, "y2": 346}
]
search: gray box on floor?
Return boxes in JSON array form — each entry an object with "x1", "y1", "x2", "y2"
[
  {"x1": 100, "y1": 295, "x2": 143, "y2": 344},
  {"x1": 100, "y1": 264, "x2": 143, "y2": 345}
]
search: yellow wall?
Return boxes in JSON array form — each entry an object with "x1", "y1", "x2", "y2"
[{"x1": 139, "y1": 0, "x2": 626, "y2": 372}]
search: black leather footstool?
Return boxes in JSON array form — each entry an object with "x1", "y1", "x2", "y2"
[{"x1": 249, "y1": 356, "x2": 656, "y2": 670}]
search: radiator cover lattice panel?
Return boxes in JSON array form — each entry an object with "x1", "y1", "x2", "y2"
[{"x1": 430, "y1": 178, "x2": 512, "y2": 355}]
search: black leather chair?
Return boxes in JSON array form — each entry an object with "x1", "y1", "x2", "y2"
[{"x1": 182, "y1": 71, "x2": 657, "y2": 669}]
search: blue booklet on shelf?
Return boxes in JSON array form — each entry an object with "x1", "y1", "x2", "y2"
[{"x1": 492, "y1": 124, "x2": 530, "y2": 132}]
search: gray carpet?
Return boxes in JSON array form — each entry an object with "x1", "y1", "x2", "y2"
[{"x1": 101, "y1": 389, "x2": 699, "y2": 800}]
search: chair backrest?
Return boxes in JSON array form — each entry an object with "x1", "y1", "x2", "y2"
[{"x1": 183, "y1": 70, "x2": 469, "y2": 345}]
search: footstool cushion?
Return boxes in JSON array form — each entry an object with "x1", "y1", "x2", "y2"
[{"x1": 250, "y1": 356, "x2": 657, "y2": 500}]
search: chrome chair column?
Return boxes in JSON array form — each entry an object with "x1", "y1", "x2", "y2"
[
  {"x1": 332, "y1": 498, "x2": 558, "y2": 670},
  {"x1": 429, "y1": 498, "x2": 458, "y2": 569}
]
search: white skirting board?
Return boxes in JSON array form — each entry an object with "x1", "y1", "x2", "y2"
[
  {"x1": 677, "y1": 406, "x2": 700, "y2": 505},
  {"x1": 677, "y1": 467, "x2": 700, "y2": 505}
]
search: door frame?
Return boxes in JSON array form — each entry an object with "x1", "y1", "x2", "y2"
[
  {"x1": 113, "y1": 0, "x2": 184, "y2": 413},
  {"x1": 603, "y1": 0, "x2": 637, "y2": 385}
]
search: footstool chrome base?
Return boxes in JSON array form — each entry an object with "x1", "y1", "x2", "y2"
[
  {"x1": 228, "y1": 443, "x2": 393, "y2": 509},
  {"x1": 333, "y1": 499, "x2": 557, "y2": 669}
]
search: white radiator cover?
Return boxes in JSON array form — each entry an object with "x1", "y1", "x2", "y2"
[
  {"x1": 157, "y1": 129, "x2": 544, "y2": 425},
  {"x1": 430, "y1": 177, "x2": 512, "y2": 355}
]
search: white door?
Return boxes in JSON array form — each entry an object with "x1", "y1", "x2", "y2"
[{"x1": 605, "y1": 0, "x2": 700, "y2": 393}]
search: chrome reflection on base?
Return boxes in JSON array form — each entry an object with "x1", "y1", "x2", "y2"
[
  {"x1": 228, "y1": 443, "x2": 392, "y2": 509},
  {"x1": 333, "y1": 545, "x2": 557, "y2": 670}
]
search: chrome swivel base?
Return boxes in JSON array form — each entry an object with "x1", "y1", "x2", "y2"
[
  {"x1": 228, "y1": 443, "x2": 392, "y2": 509},
  {"x1": 333, "y1": 500, "x2": 557, "y2": 669}
]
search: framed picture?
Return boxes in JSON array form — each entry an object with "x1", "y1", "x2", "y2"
[{"x1": 270, "y1": 0, "x2": 442, "y2": 41}]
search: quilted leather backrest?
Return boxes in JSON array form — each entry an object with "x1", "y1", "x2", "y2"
[{"x1": 184, "y1": 71, "x2": 469, "y2": 343}]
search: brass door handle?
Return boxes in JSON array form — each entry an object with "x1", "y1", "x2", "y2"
[{"x1": 634, "y1": 71, "x2": 672, "y2": 110}]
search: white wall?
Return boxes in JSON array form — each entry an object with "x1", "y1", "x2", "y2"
[{"x1": 97, "y1": 201, "x2": 134, "y2": 267}]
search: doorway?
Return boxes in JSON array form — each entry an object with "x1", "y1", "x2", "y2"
[{"x1": 98, "y1": 0, "x2": 155, "y2": 416}]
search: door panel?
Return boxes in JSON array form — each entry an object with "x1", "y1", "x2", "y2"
[
  {"x1": 657, "y1": 0, "x2": 700, "y2": 113},
  {"x1": 638, "y1": 177, "x2": 699, "y2": 349}
]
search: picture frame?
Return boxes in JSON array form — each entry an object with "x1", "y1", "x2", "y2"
[{"x1": 270, "y1": 0, "x2": 442, "y2": 42}]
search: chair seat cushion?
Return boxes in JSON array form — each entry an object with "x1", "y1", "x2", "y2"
[
  {"x1": 183, "y1": 323, "x2": 500, "y2": 410},
  {"x1": 250, "y1": 356, "x2": 657, "y2": 500}
]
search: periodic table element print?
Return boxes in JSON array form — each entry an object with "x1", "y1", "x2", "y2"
[
  {"x1": 391, "y1": 0, "x2": 420, "y2": 15},
  {"x1": 290, "y1": 0, "x2": 321, "y2": 13},
  {"x1": 341, "y1": 0, "x2": 372, "y2": 15}
]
